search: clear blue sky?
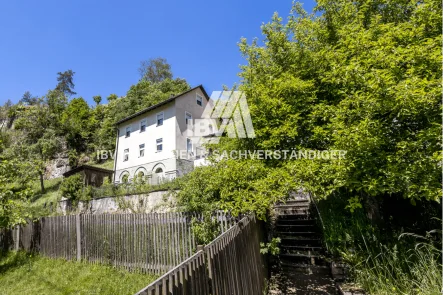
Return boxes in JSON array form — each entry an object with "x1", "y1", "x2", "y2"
[{"x1": 0, "y1": 0, "x2": 315, "y2": 105}]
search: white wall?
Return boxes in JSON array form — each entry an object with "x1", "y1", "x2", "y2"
[
  {"x1": 114, "y1": 87, "x2": 212, "y2": 183},
  {"x1": 114, "y1": 102, "x2": 177, "y2": 182},
  {"x1": 174, "y1": 88, "x2": 212, "y2": 159}
]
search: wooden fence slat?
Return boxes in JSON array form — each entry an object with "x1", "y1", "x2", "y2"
[{"x1": 2, "y1": 212, "x2": 264, "y2": 295}]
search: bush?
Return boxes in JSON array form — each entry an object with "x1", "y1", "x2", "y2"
[
  {"x1": 191, "y1": 212, "x2": 221, "y2": 245},
  {"x1": 90, "y1": 179, "x2": 179, "y2": 199},
  {"x1": 59, "y1": 174, "x2": 83, "y2": 203}
]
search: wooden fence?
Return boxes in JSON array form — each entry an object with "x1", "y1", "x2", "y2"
[
  {"x1": 134, "y1": 215, "x2": 266, "y2": 295},
  {"x1": 0, "y1": 212, "x2": 236, "y2": 275}
]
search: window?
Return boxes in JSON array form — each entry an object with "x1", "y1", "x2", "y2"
[
  {"x1": 137, "y1": 171, "x2": 145, "y2": 182},
  {"x1": 156, "y1": 138, "x2": 163, "y2": 152},
  {"x1": 209, "y1": 124, "x2": 214, "y2": 134},
  {"x1": 123, "y1": 149, "x2": 129, "y2": 161},
  {"x1": 125, "y1": 126, "x2": 131, "y2": 137},
  {"x1": 140, "y1": 119, "x2": 146, "y2": 132},
  {"x1": 156, "y1": 112, "x2": 164, "y2": 126},
  {"x1": 187, "y1": 138, "x2": 193, "y2": 155},
  {"x1": 185, "y1": 112, "x2": 192, "y2": 126},
  {"x1": 139, "y1": 144, "x2": 145, "y2": 157},
  {"x1": 196, "y1": 94, "x2": 203, "y2": 106}
]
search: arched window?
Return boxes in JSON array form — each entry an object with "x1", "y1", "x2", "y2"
[
  {"x1": 120, "y1": 171, "x2": 130, "y2": 183},
  {"x1": 152, "y1": 164, "x2": 166, "y2": 185}
]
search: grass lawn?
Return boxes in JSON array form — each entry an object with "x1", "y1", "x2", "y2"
[
  {"x1": 89, "y1": 159, "x2": 114, "y2": 170},
  {"x1": 0, "y1": 252, "x2": 157, "y2": 295},
  {"x1": 30, "y1": 177, "x2": 63, "y2": 207}
]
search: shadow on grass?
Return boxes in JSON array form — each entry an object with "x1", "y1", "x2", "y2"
[
  {"x1": 30, "y1": 178, "x2": 62, "y2": 203},
  {"x1": 0, "y1": 251, "x2": 36, "y2": 275}
]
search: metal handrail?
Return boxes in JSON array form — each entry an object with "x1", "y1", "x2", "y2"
[{"x1": 309, "y1": 193, "x2": 329, "y2": 253}]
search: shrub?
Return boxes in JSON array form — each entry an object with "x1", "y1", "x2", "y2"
[{"x1": 59, "y1": 174, "x2": 83, "y2": 203}]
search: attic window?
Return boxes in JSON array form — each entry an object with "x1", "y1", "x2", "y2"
[
  {"x1": 156, "y1": 112, "x2": 164, "y2": 126},
  {"x1": 140, "y1": 119, "x2": 146, "y2": 132},
  {"x1": 196, "y1": 94, "x2": 203, "y2": 106},
  {"x1": 125, "y1": 126, "x2": 131, "y2": 137}
]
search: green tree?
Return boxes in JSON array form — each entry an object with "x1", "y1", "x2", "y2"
[
  {"x1": 13, "y1": 99, "x2": 62, "y2": 192},
  {"x1": 55, "y1": 70, "x2": 76, "y2": 96},
  {"x1": 93, "y1": 95, "x2": 102, "y2": 106},
  {"x1": 237, "y1": 0, "x2": 441, "y2": 203},
  {"x1": 61, "y1": 97, "x2": 94, "y2": 153},
  {"x1": 0, "y1": 154, "x2": 33, "y2": 228},
  {"x1": 138, "y1": 57, "x2": 173, "y2": 83},
  {"x1": 19, "y1": 91, "x2": 38, "y2": 106},
  {"x1": 178, "y1": 0, "x2": 441, "y2": 218}
]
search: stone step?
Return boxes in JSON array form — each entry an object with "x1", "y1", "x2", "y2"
[
  {"x1": 280, "y1": 248, "x2": 323, "y2": 258},
  {"x1": 281, "y1": 237, "x2": 322, "y2": 247},
  {"x1": 276, "y1": 213, "x2": 311, "y2": 220},
  {"x1": 284, "y1": 200, "x2": 310, "y2": 205},
  {"x1": 275, "y1": 224, "x2": 316, "y2": 232},
  {"x1": 275, "y1": 208, "x2": 310, "y2": 214},
  {"x1": 277, "y1": 231, "x2": 320, "y2": 238},
  {"x1": 280, "y1": 245, "x2": 323, "y2": 252},
  {"x1": 276, "y1": 219, "x2": 316, "y2": 226},
  {"x1": 274, "y1": 202, "x2": 310, "y2": 208},
  {"x1": 280, "y1": 262, "x2": 331, "y2": 275},
  {"x1": 280, "y1": 253, "x2": 329, "y2": 266}
]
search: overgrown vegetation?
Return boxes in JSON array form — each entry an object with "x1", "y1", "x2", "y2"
[
  {"x1": 0, "y1": 0, "x2": 441, "y2": 293},
  {"x1": 0, "y1": 251, "x2": 157, "y2": 295},
  {"x1": 317, "y1": 194, "x2": 442, "y2": 294},
  {"x1": 174, "y1": 0, "x2": 442, "y2": 293},
  {"x1": 0, "y1": 58, "x2": 187, "y2": 220},
  {"x1": 91, "y1": 177, "x2": 179, "y2": 199},
  {"x1": 191, "y1": 212, "x2": 221, "y2": 245}
]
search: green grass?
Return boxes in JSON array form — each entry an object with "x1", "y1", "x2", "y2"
[
  {"x1": 89, "y1": 159, "x2": 114, "y2": 170},
  {"x1": 316, "y1": 195, "x2": 442, "y2": 295},
  {"x1": 354, "y1": 236, "x2": 442, "y2": 295},
  {"x1": 29, "y1": 177, "x2": 63, "y2": 206},
  {"x1": 0, "y1": 251, "x2": 157, "y2": 295}
]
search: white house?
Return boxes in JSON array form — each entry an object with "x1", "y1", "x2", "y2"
[{"x1": 113, "y1": 85, "x2": 213, "y2": 184}]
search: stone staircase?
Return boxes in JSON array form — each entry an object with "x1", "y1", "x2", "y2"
[{"x1": 268, "y1": 194, "x2": 339, "y2": 294}]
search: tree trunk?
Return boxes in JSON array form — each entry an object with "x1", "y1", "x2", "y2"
[{"x1": 39, "y1": 172, "x2": 45, "y2": 193}]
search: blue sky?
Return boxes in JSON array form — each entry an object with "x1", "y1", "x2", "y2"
[{"x1": 0, "y1": 0, "x2": 316, "y2": 105}]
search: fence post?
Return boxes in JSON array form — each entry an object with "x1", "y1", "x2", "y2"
[
  {"x1": 15, "y1": 225, "x2": 20, "y2": 251},
  {"x1": 76, "y1": 214, "x2": 81, "y2": 261}
]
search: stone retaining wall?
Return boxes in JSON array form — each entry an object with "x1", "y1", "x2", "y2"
[{"x1": 57, "y1": 190, "x2": 177, "y2": 215}]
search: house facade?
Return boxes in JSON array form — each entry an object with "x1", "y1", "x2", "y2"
[{"x1": 113, "y1": 85, "x2": 212, "y2": 184}]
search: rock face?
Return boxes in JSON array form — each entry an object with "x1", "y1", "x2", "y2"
[
  {"x1": 57, "y1": 190, "x2": 176, "y2": 215},
  {"x1": 45, "y1": 157, "x2": 70, "y2": 180}
]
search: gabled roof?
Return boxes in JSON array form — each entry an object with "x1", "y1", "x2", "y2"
[{"x1": 116, "y1": 85, "x2": 210, "y2": 125}]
